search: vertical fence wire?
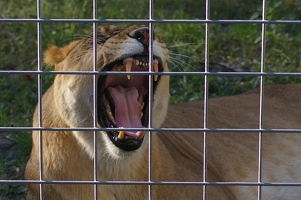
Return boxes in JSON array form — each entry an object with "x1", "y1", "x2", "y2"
[
  {"x1": 36, "y1": 0, "x2": 44, "y2": 199},
  {"x1": 92, "y1": 0, "x2": 98, "y2": 199},
  {"x1": 258, "y1": 0, "x2": 267, "y2": 199},
  {"x1": 203, "y1": 0, "x2": 210, "y2": 199},
  {"x1": 148, "y1": 0, "x2": 154, "y2": 199}
]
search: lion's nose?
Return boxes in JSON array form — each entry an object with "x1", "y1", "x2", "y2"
[{"x1": 132, "y1": 28, "x2": 149, "y2": 47}]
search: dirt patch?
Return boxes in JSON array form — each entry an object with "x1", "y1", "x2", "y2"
[
  {"x1": 0, "y1": 132, "x2": 29, "y2": 199},
  {"x1": 0, "y1": 136, "x2": 14, "y2": 150}
]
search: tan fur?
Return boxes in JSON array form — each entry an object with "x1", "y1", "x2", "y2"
[
  {"x1": 44, "y1": 41, "x2": 80, "y2": 70},
  {"x1": 25, "y1": 25, "x2": 301, "y2": 199}
]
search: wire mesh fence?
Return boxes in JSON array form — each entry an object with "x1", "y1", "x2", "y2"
[{"x1": 1, "y1": 0, "x2": 301, "y2": 199}]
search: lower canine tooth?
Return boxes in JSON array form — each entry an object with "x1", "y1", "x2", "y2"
[
  {"x1": 118, "y1": 131, "x2": 125, "y2": 140},
  {"x1": 140, "y1": 102, "x2": 144, "y2": 110},
  {"x1": 138, "y1": 131, "x2": 145, "y2": 140}
]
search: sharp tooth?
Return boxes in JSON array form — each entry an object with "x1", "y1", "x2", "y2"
[
  {"x1": 117, "y1": 65, "x2": 123, "y2": 71},
  {"x1": 104, "y1": 103, "x2": 110, "y2": 109},
  {"x1": 153, "y1": 62, "x2": 158, "y2": 81},
  {"x1": 126, "y1": 61, "x2": 132, "y2": 79},
  {"x1": 140, "y1": 111, "x2": 143, "y2": 118},
  {"x1": 108, "y1": 111, "x2": 116, "y2": 124},
  {"x1": 138, "y1": 131, "x2": 145, "y2": 140},
  {"x1": 118, "y1": 131, "x2": 125, "y2": 140},
  {"x1": 140, "y1": 102, "x2": 144, "y2": 110},
  {"x1": 136, "y1": 60, "x2": 139, "y2": 66},
  {"x1": 112, "y1": 65, "x2": 122, "y2": 71}
]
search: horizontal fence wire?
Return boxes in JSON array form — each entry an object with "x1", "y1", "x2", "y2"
[
  {"x1": 3, "y1": 71, "x2": 301, "y2": 77},
  {"x1": 2, "y1": 127, "x2": 301, "y2": 133},
  {"x1": 2, "y1": 18, "x2": 301, "y2": 24},
  {"x1": 2, "y1": 180, "x2": 301, "y2": 187},
  {"x1": 1, "y1": 0, "x2": 301, "y2": 199}
]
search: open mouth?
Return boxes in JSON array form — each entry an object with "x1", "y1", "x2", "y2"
[{"x1": 97, "y1": 55, "x2": 162, "y2": 151}]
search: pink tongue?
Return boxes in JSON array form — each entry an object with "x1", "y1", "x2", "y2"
[{"x1": 108, "y1": 86, "x2": 144, "y2": 138}]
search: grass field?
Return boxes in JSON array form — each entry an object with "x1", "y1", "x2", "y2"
[{"x1": 1, "y1": 0, "x2": 301, "y2": 199}]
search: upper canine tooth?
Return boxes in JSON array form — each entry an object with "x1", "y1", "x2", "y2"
[
  {"x1": 108, "y1": 111, "x2": 116, "y2": 124},
  {"x1": 153, "y1": 62, "x2": 158, "y2": 81},
  {"x1": 104, "y1": 103, "x2": 110, "y2": 109},
  {"x1": 136, "y1": 60, "x2": 139, "y2": 66},
  {"x1": 114, "y1": 65, "x2": 123, "y2": 71},
  {"x1": 112, "y1": 65, "x2": 123, "y2": 71},
  {"x1": 126, "y1": 61, "x2": 132, "y2": 80}
]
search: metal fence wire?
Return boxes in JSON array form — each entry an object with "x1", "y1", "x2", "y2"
[{"x1": 1, "y1": 0, "x2": 301, "y2": 199}]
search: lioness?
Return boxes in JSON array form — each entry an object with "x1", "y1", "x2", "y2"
[{"x1": 25, "y1": 25, "x2": 301, "y2": 199}]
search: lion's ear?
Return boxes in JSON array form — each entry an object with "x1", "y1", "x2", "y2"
[
  {"x1": 43, "y1": 41, "x2": 79, "y2": 68},
  {"x1": 43, "y1": 44, "x2": 64, "y2": 66}
]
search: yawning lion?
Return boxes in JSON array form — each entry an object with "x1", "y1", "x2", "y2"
[{"x1": 25, "y1": 25, "x2": 301, "y2": 199}]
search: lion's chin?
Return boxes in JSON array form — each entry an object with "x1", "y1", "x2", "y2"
[
  {"x1": 106, "y1": 130, "x2": 145, "y2": 151},
  {"x1": 102, "y1": 132, "x2": 148, "y2": 159},
  {"x1": 72, "y1": 130, "x2": 147, "y2": 161}
]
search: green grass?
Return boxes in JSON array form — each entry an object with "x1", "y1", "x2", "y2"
[{"x1": 1, "y1": 0, "x2": 301, "y2": 199}]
